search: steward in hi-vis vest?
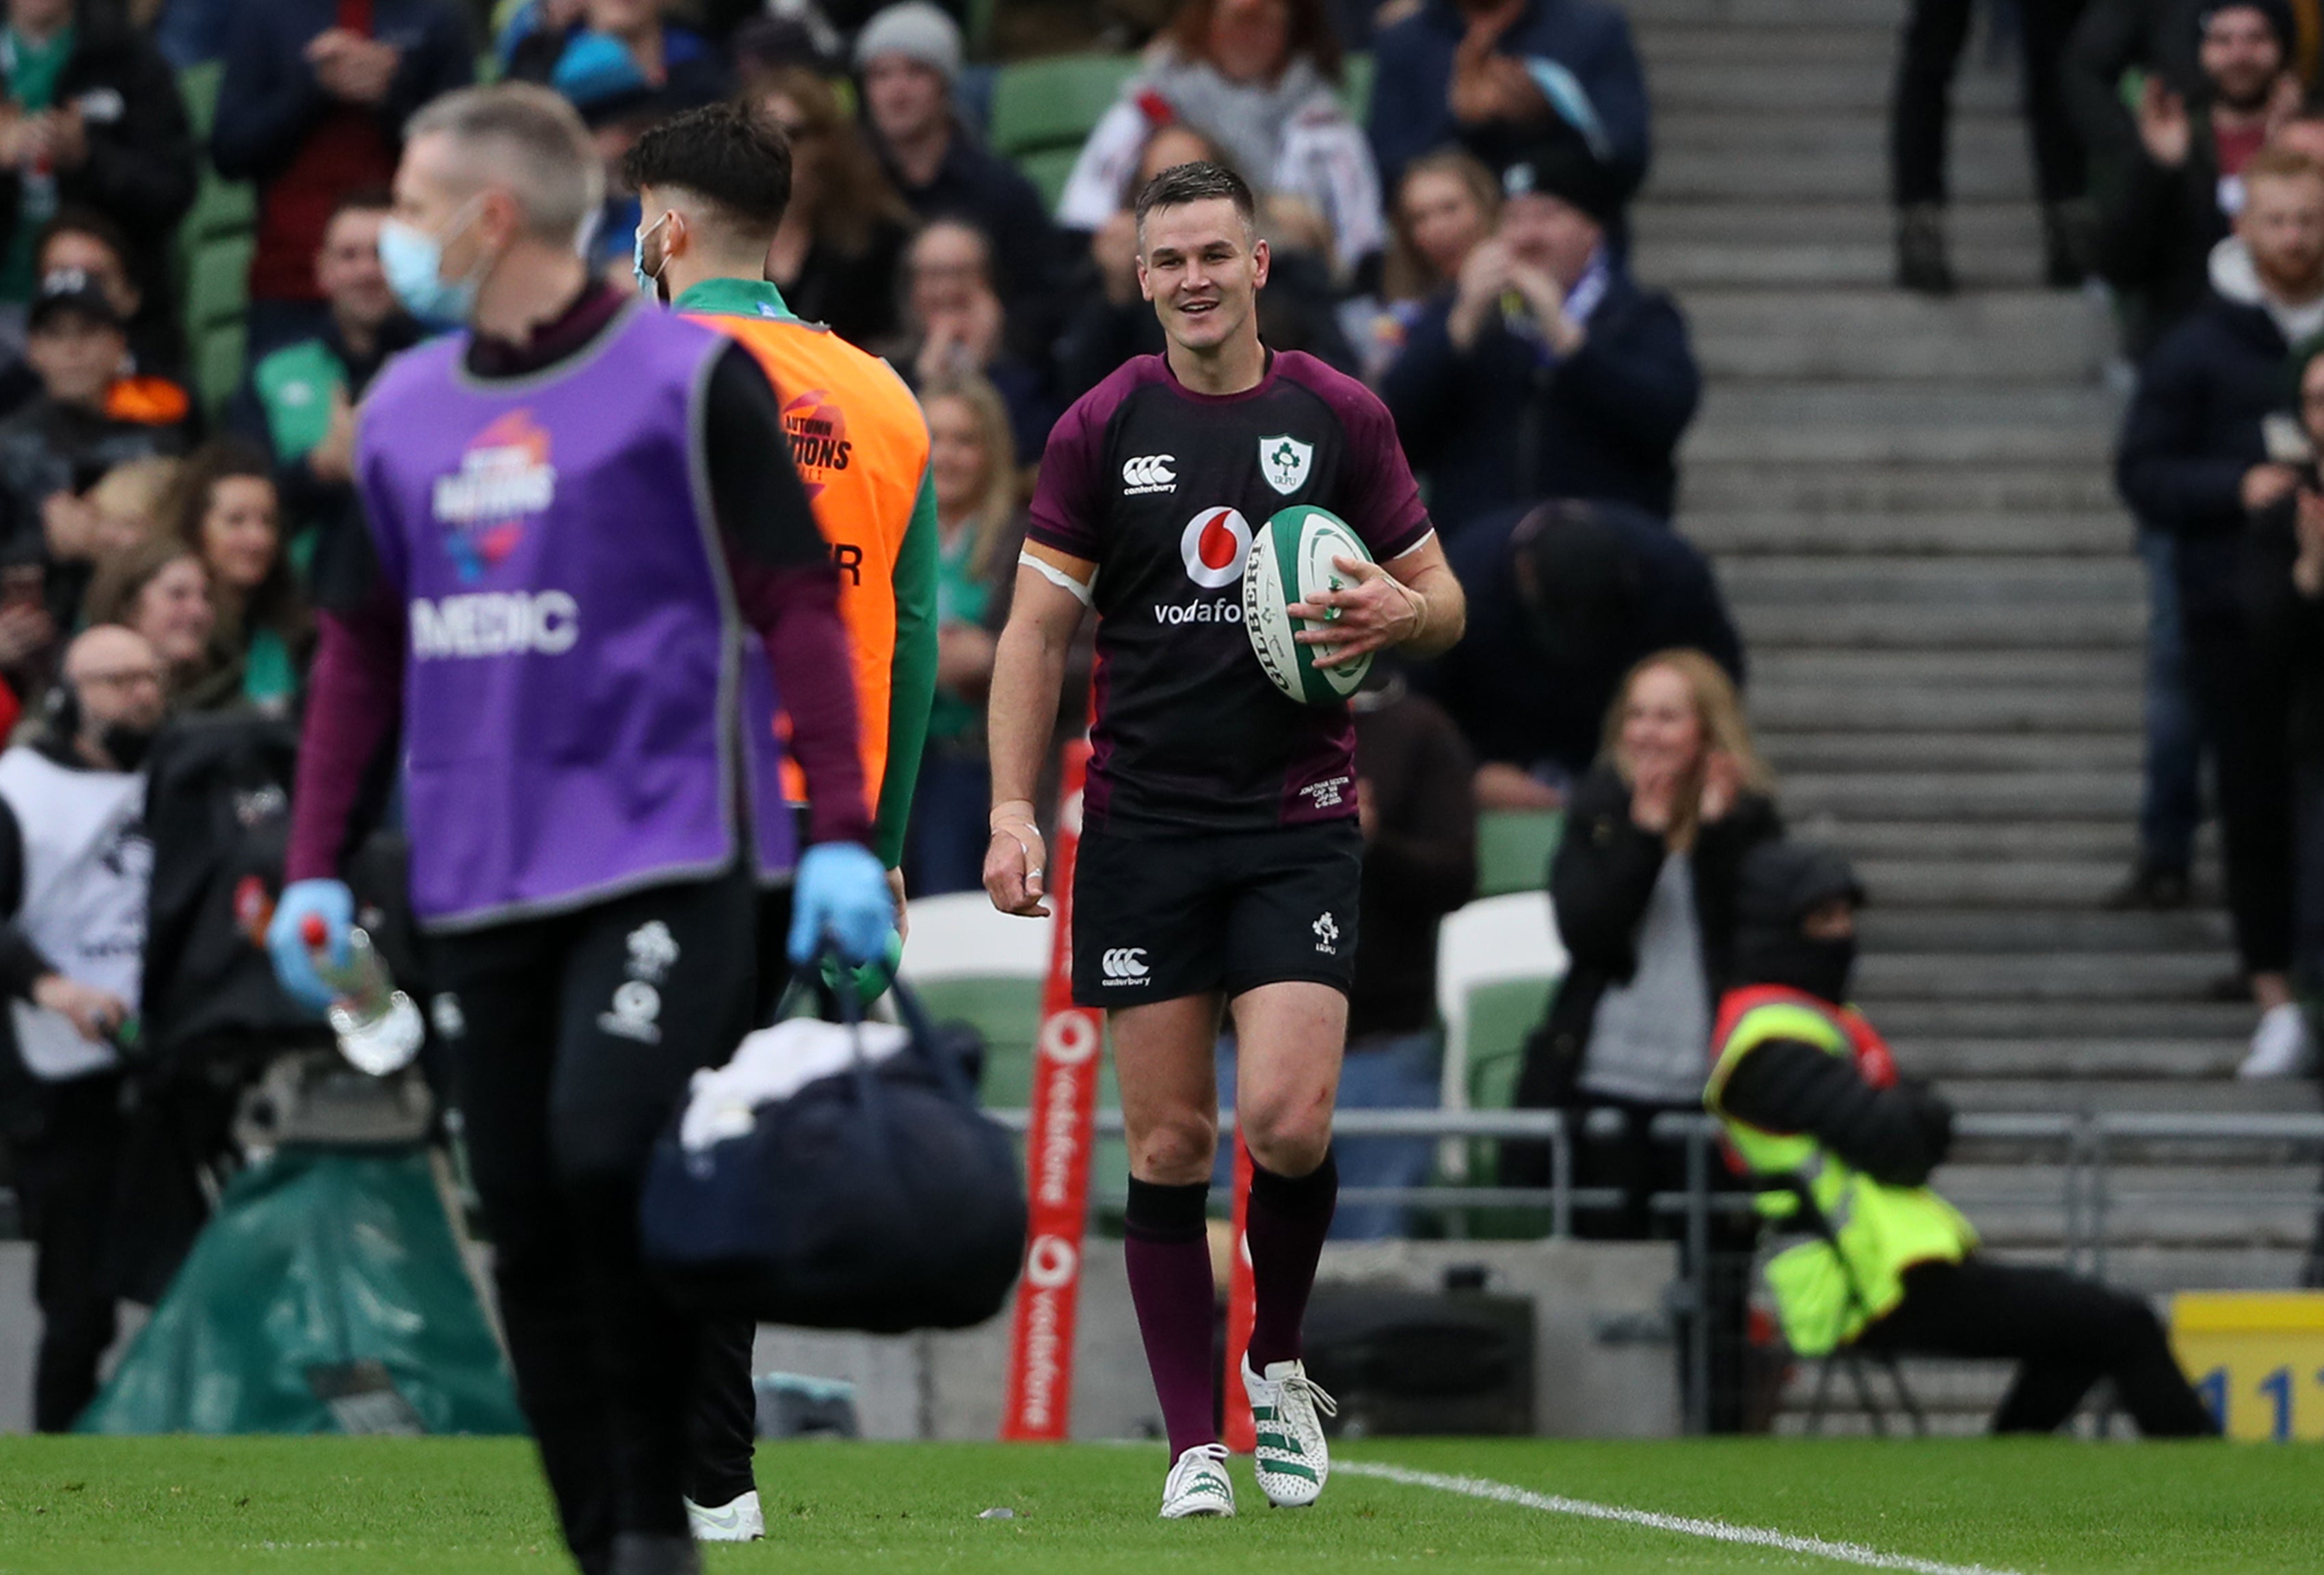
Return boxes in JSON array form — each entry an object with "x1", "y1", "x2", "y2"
[{"x1": 1706, "y1": 842, "x2": 2217, "y2": 1437}]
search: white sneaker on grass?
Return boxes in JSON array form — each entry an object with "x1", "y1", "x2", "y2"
[
  {"x1": 1159, "y1": 1442, "x2": 1236, "y2": 1519},
  {"x1": 1243, "y1": 1356, "x2": 1336, "y2": 1508},
  {"x1": 684, "y1": 1489, "x2": 764, "y2": 1542},
  {"x1": 2240, "y1": 1002, "x2": 2315, "y2": 1079}
]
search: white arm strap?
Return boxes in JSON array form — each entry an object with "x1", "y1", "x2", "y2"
[{"x1": 1019, "y1": 548, "x2": 1095, "y2": 607}]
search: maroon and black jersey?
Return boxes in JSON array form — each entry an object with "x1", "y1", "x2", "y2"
[{"x1": 1027, "y1": 350, "x2": 1433, "y2": 834}]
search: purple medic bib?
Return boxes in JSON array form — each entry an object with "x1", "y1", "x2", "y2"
[{"x1": 356, "y1": 303, "x2": 794, "y2": 930}]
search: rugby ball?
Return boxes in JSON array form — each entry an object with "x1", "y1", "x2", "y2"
[{"x1": 1242, "y1": 504, "x2": 1375, "y2": 705}]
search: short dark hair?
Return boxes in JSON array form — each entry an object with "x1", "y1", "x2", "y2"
[
  {"x1": 1133, "y1": 160, "x2": 1257, "y2": 243},
  {"x1": 622, "y1": 100, "x2": 794, "y2": 241},
  {"x1": 330, "y1": 185, "x2": 395, "y2": 224},
  {"x1": 34, "y1": 206, "x2": 131, "y2": 274}
]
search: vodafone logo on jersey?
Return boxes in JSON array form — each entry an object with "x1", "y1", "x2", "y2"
[{"x1": 1180, "y1": 507, "x2": 1251, "y2": 589}]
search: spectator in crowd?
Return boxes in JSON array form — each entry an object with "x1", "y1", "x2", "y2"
[
  {"x1": 891, "y1": 218, "x2": 1056, "y2": 463},
  {"x1": 1708, "y1": 842, "x2": 2219, "y2": 1438},
  {"x1": 212, "y1": 0, "x2": 472, "y2": 355},
  {"x1": 1353, "y1": 146, "x2": 1499, "y2": 378},
  {"x1": 1504, "y1": 649, "x2": 1774, "y2": 1428},
  {"x1": 79, "y1": 452, "x2": 175, "y2": 557},
  {"x1": 1054, "y1": 124, "x2": 1359, "y2": 399},
  {"x1": 1424, "y1": 496, "x2": 1743, "y2": 809},
  {"x1": 0, "y1": 0, "x2": 194, "y2": 351},
  {"x1": 228, "y1": 189, "x2": 417, "y2": 563},
  {"x1": 2091, "y1": 0, "x2": 2301, "y2": 347},
  {"x1": 1891, "y1": 0, "x2": 2089, "y2": 294},
  {"x1": 81, "y1": 536, "x2": 224, "y2": 707},
  {"x1": 36, "y1": 208, "x2": 182, "y2": 386},
  {"x1": 1057, "y1": 0, "x2": 1387, "y2": 280},
  {"x1": 2117, "y1": 144, "x2": 2318, "y2": 1077},
  {"x1": 170, "y1": 439, "x2": 309, "y2": 714},
  {"x1": 747, "y1": 64, "x2": 915, "y2": 349},
  {"x1": 1367, "y1": 0, "x2": 1651, "y2": 203},
  {"x1": 0, "y1": 623, "x2": 163, "y2": 1431},
  {"x1": 907, "y1": 373, "x2": 1019, "y2": 898},
  {"x1": 1381, "y1": 137, "x2": 1699, "y2": 536},
  {"x1": 507, "y1": 0, "x2": 730, "y2": 107},
  {"x1": 855, "y1": 1, "x2": 1065, "y2": 344},
  {"x1": 2247, "y1": 344, "x2": 2324, "y2": 1079},
  {"x1": 0, "y1": 269, "x2": 193, "y2": 654}
]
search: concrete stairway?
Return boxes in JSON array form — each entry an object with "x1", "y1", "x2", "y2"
[{"x1": 1625, "y1": 0, "x2": 2321, "y2": 1358}]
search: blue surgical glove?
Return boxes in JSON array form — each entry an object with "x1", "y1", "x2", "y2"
[
  {"x1": 789, "y1": 842, "x2": 894, "y2": 967},
  {"x1": 267, "y1": 878, "x2": 354, "y2": 1013}
]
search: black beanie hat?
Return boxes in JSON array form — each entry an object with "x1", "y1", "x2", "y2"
[
  {"x1": 1501, "y1": 134, "x2": 1620, "y2": 226},
  {"x1": 1731, "y1": 842, "x2": 1867, "y2": 1005}
]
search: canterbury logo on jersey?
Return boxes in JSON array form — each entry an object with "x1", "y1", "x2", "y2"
[
  {"x1": 1101, "y1": 947, "x2": 1150, "y2": 984},
  {"x1": 1121, "y1": 454, "x2": 1176, "y2": 494}
]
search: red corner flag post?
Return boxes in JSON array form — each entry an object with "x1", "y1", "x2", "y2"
[
  {"x1": 1225, "y1": 1138, "x2": 1258, "y2": 1452},
  {"x1": 1002, "y1": 741, "x2": 1101, "y2": 1440}
]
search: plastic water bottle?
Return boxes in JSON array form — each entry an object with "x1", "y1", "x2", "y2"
[{"x1": 302, "y1": 913, "x2": 424, "y2": 1077}]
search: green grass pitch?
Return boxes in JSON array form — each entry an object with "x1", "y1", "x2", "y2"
[{"x1": 0, "y1": 1436, "x2": 2315, "y2": 1574}]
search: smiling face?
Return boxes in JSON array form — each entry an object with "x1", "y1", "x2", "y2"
[
  {"x1": 2202, "y1": 5, "x2": 2286, "y2": 112},
  {"x1": 1618, "y1": 662, "x2": 1707, "y2": 783},
  {"x1": 199, "y1": 474, "x2": 280, "y2": 593},
  {"x1": 906, "y1": 221, "x2": 990, "y2": 325},
  {"x1": 133, "y1": 554, "x2": 215, "y2": 665},
  {"x1": 1137, "y1": 195, "x2": 1268, "y2": 355},
  {"x1": 317, "y1": 206, "x2": 396, "y2": 332},
  {"x1": 1402, "y1": 166, "x2": 1491, "y2": 280}
]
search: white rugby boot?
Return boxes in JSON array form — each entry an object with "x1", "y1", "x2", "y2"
[
  {"x1": 684, "y1": 1488, "x2": 764, "y2": 1542},
  {"x1": 1243, "y1": 1356, "x2": 1336, "y2": 1507},
  {"x1": 1158, "y1": 1442, "x2": 1236, "y2": 1519}
]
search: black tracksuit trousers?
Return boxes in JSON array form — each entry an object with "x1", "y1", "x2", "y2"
[
  {"x1": 431, "y1": 867, "x2": 757, "y2": 1567},
  {"x1": 1856, "y1": 1258, "x2": 2218, "y2": 1436}
]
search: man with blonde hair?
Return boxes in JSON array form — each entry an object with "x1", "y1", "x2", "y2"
[{"x1": 266, "y1": 83, "x2": 892, "y2": 1575}]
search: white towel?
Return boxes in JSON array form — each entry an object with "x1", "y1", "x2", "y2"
[{"x1": 677, "y1": 1018, "x2": 911, "y2": 1153}]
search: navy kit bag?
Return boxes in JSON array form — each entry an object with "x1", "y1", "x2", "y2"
[{"x1": 640, "y1": 975, "x2": 1026, "y2": 1333}]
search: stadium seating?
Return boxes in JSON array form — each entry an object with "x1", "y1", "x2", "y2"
[
  {"x1": 1475, "y1": 808, "x2": 1564, "y2": 898},
  {"x1": 172, "y1": 62, "x2": 256, "y2": 420},
  {"x1": 987, "y1": 53, "x2": 1138, "y2": 208},
  {"x1": 1434, "y1": 891, "x2": 1566, "y2": 1182}
]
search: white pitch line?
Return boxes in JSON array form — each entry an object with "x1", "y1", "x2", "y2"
[{"x1": 1337, "y1": 1460, "x2": 2027, "y2": 1575}]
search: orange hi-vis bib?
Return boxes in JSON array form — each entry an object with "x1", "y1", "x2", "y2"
[{"x1": 688, "y1": 299, "x2": 930, "y2": 813}]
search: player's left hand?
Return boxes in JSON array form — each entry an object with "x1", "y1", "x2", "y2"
[
  {"x1": 1290, "y1": 556, "x2": 1425, "y2": 668},
  {"x1": 790, "y1": 842, "x2": 895, "y2": 966}
]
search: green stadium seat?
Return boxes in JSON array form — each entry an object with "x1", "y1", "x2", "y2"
[
  {"x1": 1015, "y1": 147, "x2": 1082, "y2": 212},
  {"x1": 988, "y1": 52, "x2": 1136, "y2": 163},
  {"x1": 1475, "y1": 808, "x2": 1564, "y2": 898},
  {"x1": 915, "y1": 975, "x2": 1043, "y2": 1107},
  {"x1": 185, "y1": 235, "x2": 252, "y2": 334},
  {"x1": 177, "y1": 62, "x2": 222, "y2": 142},
  {"x1": 185, "y1": 173, "x2": 256, "y2": 247},
  {"x1": 1338, "y1": 52, "x2": 1374, "y2": 120},
  {"x1": 196, "y1": 321, "x2": 246, "y2": 420}
]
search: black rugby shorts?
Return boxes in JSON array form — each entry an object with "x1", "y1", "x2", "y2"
[{"x1": 1069, "y1": 818, "x2": 1362, "y2": 1008}]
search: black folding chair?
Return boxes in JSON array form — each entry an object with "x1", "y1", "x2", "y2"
[{"x1": 1750, "y1": 1174, "x2": 1926, "y2": 1437}]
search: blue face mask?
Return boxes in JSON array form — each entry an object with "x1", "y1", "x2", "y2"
[
  {"x1": 632, "y1": 212, "x2": 671, "y2": 301},
  {"x1": 379, "y1": 206, "x2": 484, "y2": 327}
]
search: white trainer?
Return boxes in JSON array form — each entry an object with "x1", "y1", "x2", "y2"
[
  {"x1": 1243, "y1": 1356, "x2": 1336, "y2": 1508},
  {"x1": 2240, "y1": 1003, "x2": 2315, "y2": 1079},
  {"x1": 1158, "y1": 1442, "x2": 1236, "y2": 1519},
  {"x1": 684, "y1": 1489, "x2": 764, "y2": 1542}
]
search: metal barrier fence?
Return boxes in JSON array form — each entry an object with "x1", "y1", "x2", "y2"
[{"x1": 991, "y1": 1105, "x2": 2324, "y2": 1433}]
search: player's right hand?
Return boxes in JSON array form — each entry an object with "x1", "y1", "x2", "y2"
[
  {"x1": 268, "y1": 878, "x2": 353, "y2": 1013},
  {"x1": 985, "y1": 805, "x2": 1049, "y2": 918}
]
